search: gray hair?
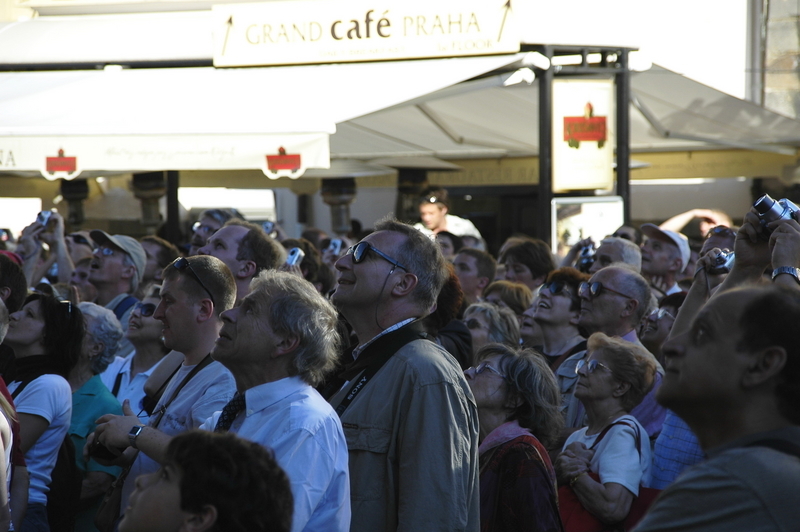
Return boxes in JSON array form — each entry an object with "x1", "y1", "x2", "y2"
[
  {"x1": 608, "y1": 267, "x2": 653, "y2": 325},
  {"x1": 465, "y1": 302, "x2": 520, "y2": 347},
  {"x1": 122, "y1": 252, "x2": 140, "y2": 294},
  {"x1": 600, "y1": 237, "x2": 642, "y2": 272},
  {"x1": 374, "y1": 217, "x2": 448, "y2": 313},
  {"x1": 249, "y1": 271, "x2": 341, "y2": 386},
  {"x1": 78, "y1": 302, "x2": 123, "y2": 375}
]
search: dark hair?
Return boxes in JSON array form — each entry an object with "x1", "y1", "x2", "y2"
[
  {"x1": 659, "y1": 291, "x2": 687, "y2": 310},
  {"x1": 499, "y1": 240, "x2": 556, "y2": 281},
  {"x1": 545, "y1": 267, "x2": 591, "y2": 312},
  {"x1": 475, "y1": 344, "x2": 563, "y2": 448},
  {"x1": 483, "y1": 280, "x2": 533, "y2": 316},
  {"x1": 457, "y1": 248, "x2": 497, "y2": 281},
  {"x1": 24, "y1": 293, "x2": 85, "y2": 378},
  {"x1": 418, "y1": 186, "x2": 450, "y2": 209},
  {"x1": 436, "y1": 231, "x2": 463, "y2": 255},
  {"x1": 737, "y1": 286, "x2": 800, "y2": 424},
  {"x1": 423, "y1": 263, "x2": 464, "y2": 334},
  {"x1": 200, "y1": 208, "x2": 244, "y2": 226},
  {"x1": 374, "y1": 217, "x2": 448, "y2": 312},
  {"x1": 282, "y1": 238, "x2": 321, "y2": 284},
  {"x1": 0, "y1": 255, "x2": 27, "y2": 313},
  {"x1": 587, "y1": 332, "x2": 656, "y2": 411},
  {"x1": 167, "y1": 430, "x2": 293, "y2": 532},
  {"x1": 225, "y1": 220, "x2": 286, "y2": 274},
  {"x1": 140, "y1": 236, "x2": 181, "y2": 270},
  {"x1": 162, "y1": 256, "x2": 237, "y2": 315}
]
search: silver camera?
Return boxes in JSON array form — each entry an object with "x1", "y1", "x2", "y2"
[
  {"x1": 753, "y1": 194, "x2": 800, "y2": 234},
  {"x1": 286, "y1": 247, "x2": 305, "y2": 266},
  {"x1": 708, "y1": 250, "x2": 735, "y2": 275},
  {"x1": 36, "y1": 210, "x2": 53, "y2": 226}
]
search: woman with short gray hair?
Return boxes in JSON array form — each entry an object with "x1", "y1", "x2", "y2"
[{"x1": 67, "y1": 302, "x2": 124, "y2": 528}]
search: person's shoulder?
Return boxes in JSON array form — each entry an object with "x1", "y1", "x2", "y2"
[{"x1": 393, "y1": 339, "x2": 464, "y2": 380}]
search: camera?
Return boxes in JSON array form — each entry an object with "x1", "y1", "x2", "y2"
[
  {"x1": 708, "y1": 250, "x2": 735, "y2": 275},
  {"x1": 327, "y1": 239, "x2": 343, "y2": 256},
  {"x1": 261, "y1": 221, "x2": 275, "y2": 235},
  {"x1": 36, "y1": 210, "x2": 53, "y2": 226},
  {"x1": 753, "y1": 194, "x2": 800, "y2": 235},
  {"x1": 88, "y1": 440, "x2": 124, "y2": 461},
  {"x1": 576, "y1": 244, "x2": 595, "y2": 273},
  {"x1": 286, "y1": 247, "x2": 305, "y2": 266}
]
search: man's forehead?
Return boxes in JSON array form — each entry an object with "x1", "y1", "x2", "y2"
[
  {"x1": 597, "y1": 242, "x2": 623, "y2": 257},
  {"x1": 454, "y1": 253, "x2": 475, "y2": 266},
  {"x1": 646, "y1": 233, "x2": 678, "y2": 249},
  {"x1": 214, "y1": 225, "x2": 247, "y2": 243},
  {"x1": 705, "y1": 289, "x2": 757, "y2": 323},
  {"x1": 364, "y1": 230, "x2": 405, "y2": 249}
]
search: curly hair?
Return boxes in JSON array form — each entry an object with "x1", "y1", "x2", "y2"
[
  {"x1": 78, "y1": 302, "x2": 123, "y2": 375},
  {"x1": 587, "y1": 332, "x2": 656, "y2": 412}
]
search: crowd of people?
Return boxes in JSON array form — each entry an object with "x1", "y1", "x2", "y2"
[{"x1": 0, "y1": 186, "x2": 796, "y2": 532}]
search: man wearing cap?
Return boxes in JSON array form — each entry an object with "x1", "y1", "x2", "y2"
[
  {"x1": 89, "y1": 230, "x2": 147, "y2": 358},
  {"x1": 640, "y1": 224, "x2": 691, "y2": 298}
]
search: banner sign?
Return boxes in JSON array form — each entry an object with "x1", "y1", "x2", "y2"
[
  {"x1": 212, "y1": 0, "x2": 520, "y2": 67},
  {"x1": 553, "y1": 79, "x2": 615, "y2": 192}
]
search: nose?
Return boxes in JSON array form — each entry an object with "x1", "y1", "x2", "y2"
[
  {"x1": 661, "y1": 330, "x2": 686, "y2": 362},
  {"x1": 334, "y1": 252, "x2": 352, "y2": 272},
  {"x1": 8, "y1": 311, "x2": 20, "y2": 322},
  {"x1": 463, "y1": 367, "x2": 476, "y2": 380},
  {"x1": 197, "y1": 244, "x2": 209, "y2": 256},
  {"x1": 220, "y1": 306, "x2": 237, "y2": 324},
  {"x1": 153, "y1": 299, "x2": 167, "y2": 321}
]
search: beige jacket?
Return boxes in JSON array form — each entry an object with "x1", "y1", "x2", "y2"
[{"x1": 329, "y1": 339, "x2": 480, "y2": 532}]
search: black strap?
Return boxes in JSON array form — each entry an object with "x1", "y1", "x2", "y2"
[
  {"x1": 111, "y1": 372, "x2": 124, "y2": 397},
  {"x1": 746, "y1": 438, "x2": 800, "y2": 459},
  {"x1": 149, "y1": 355, "x2": 214, "y2": 429},
  {"x1": 112, "y1": 295, "x2": 139, "y2": 321},
  {"x1": 10, "y1": 379, "x2": 31, "y2": 400},
  {"x1": 323, "y1": 321, "x2": 427, "y2": 416}
]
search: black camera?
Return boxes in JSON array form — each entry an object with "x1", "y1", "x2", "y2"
[
  {"x1": 753, "y1": 194, "x2": 800, "y2": 235},
  {"x1": 576, "y1": 245, "x2": 595, "y2": 273},
  {"x1": 88, "y1": 440, "x2": 124, "y2": 461}
]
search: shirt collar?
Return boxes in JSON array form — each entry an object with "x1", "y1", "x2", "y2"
[
  {"x1": 243, "y1": 376, "x2": 309, "y2": 415},
  {"x1": 352, "y1": 317, "x2": 417, "y2": 360}
]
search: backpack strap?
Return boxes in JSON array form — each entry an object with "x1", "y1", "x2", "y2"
[{"x1": 113, "y1": 295, "x2": 138, "y2": 321}]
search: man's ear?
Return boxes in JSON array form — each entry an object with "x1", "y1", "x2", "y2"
[
  {"x1": 0, "y1": 286, "x2": 10, "y2": 303},
  {"x1": 620, "y1": 298, "x2": 639, "y2": 320},
  {"x1": 274, "y1": 334, "x2": 300, "y2": 358},
  {"x1": 742, "y1": 346, "x2": 787, "y2": 389},
  {"x1": 476, "y1": 277, "x2": 490, "y2": 291},
  {"x1": 120, "y1": 263, "x2": 136, "y2": 281},
  {"x1": 612, "y1": 380, "x2": 631, "y2": 399},
  {"x1": 236, "y1": 260, "x2": 257, "y2": 280},
  {"x1": 195, "y1": 298, "x2": 215, "y2": 322},
  {"x1": 391, "y1": 272, "x2": 418, "y2": 297},
  {"x1": 181, "y1": 505, "x2": 217, "y2": 532}
]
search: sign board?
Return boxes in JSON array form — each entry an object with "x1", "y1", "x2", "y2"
[
  {"x1": 551, "y1": 196, "x2": 624, "y2": 258},
  {"x1": 212, "y1": 0, "x2": 519, "y2": 67},
  {"x1": 552, "y1": 79, "x2": 615, "y2": 192}
]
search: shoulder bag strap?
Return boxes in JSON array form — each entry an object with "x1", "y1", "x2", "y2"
[{"x1": 149, "y1": 355, "x2": 214, "y2": 429}]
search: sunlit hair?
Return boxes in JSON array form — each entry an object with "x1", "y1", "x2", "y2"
[
  {"x1": 167, "y1": 430, "x2": 293, "y2": 532},
  {"x1": 162, "y1": 255, "x2": 236, "y2": 316},
  {"x1": 464, "y1": 302, "x2": 520, "y2": 348},
  {"x1": 225, "y1": 220, "x2": 286, "y2": 274},
  {"x1": 249, "y1": 271, "x2": 342, "y2": 386},
  {"x1": 499, "y1": 239, "x2": 556, "y2": 282},
  {"x1": 476, "y1": 343, "x2": 563, "y2": 448},
  {"x1": 587, "y1": 332, "x2": 656, "y2": 411},
  {"x1": 599, "y1": 236, "x2": 642, "y2": 272},
  {"x1": 483, "y1": 280, "x2": 533, "y2": 316},
  {"x1": 374, "y1": 217, "x2": 448, "y2": 313},
  {"x1": 78, "y1": 302, "x2": 123, "y2": 375}
]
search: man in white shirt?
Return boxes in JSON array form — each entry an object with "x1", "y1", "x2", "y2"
[
  {"x1": 90, "y1": 255, "x2": 238, "y2": 514},
  {"x1": 206, "y1": 270, "x2": 350, "y2": 532}
]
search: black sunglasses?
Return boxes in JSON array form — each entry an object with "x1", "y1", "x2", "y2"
[
  {"x1": 706, "y1": 225, "x2": 737, "y2": 239},
  {"x1": 541, "y1": 281, "x2": 573, "y2": 297},
  {"x1": 346, "y1": 242, "x2": 408, "y2": 272},
  {"x1": 68, "y1": 234, "x2": 93, "y2": 248},
  {"x1": 133, "y1": 302, "x2": 157, "y2": 318},
  {"x1": 172, "y1": 258, "x2": 216, "y2": 306},
  {"x1": 579, "y1": 281, "x2": 634, "y2": 301}
]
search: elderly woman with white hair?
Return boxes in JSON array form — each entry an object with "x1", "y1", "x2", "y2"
[{"x1": 67, "y1": 302, "x2": 124, "y2": 531}]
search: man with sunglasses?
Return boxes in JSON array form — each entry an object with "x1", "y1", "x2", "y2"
[
  {"x1": 325, "y1": 218, "x2": 479, "y2": 532},
  {"x1": 90, "y1": 230, "x2": 148, "y2": 359},
  {"x1": 90, "y1": 255, "x2": 238, "y2": 518},
  {"x1": 574, "y1": 266, "x2": 667, "y2": 439}
]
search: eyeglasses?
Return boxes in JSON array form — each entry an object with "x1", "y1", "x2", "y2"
[
  {"x1": 172, "y1": 257, "x2": 216, "y2": 306},
  {"x1": 68, "y1": 234, "x2": 93, "y2": 248},
  {"x1": 97, "y1": 246, "x2": 115, "y2": 257},
  {"x1": 579, "y1": 281, "x2": 634, "y2": 301},
  {"x1": 575, "y1": 359, "x2": 613, "y2": 375},
  {"x1": 468, "y1": 360, "x2": 507, "y2": 379},
  {"x1": 649, "y1": 308, "x2": 675, "y2": 321},
  {"x1": 541, "y1": 281, "x2": 574, "y2": 298},
  {"x1": 346, "y1": 241, "x2": 408, "y2": 272},
  {"x1": 706, "y1": 226, "x2": 737, "y2": 239},
  {"x1": 192, "y1": 222, "x2": 217, "y2": 235},
  {"x1": 464, "y1": 318, "x2": 487, "y2": 330},
  {"x1": 133, "y1": 302, "x2": 157, "y2": 318}
]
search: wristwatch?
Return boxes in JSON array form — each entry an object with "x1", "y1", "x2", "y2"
[
  {"x1": 771, "y1": 266, "x2": 800, "y2": 284},
  {"x1": 128, "y1": 425, "x2": 145, "y2": 449}
]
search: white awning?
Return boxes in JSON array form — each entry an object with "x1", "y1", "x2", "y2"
[{"x1": 0, "y1": 53, "x2": 526, "y2": 179}]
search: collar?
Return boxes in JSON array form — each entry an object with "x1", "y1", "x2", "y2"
[
  {"x1": 620, "y1": 329, "x2": 639, "y2": 343},
  {"x1": 243, "y1": 376, "x2": 309, "y2": 416},
  {"x1": 352, "y1": 317, "x2": 417, "y2": 360},
  {"x1": 104, "y1": 292, "x2": 130, "y2": 311},
  {"x1": 479, "y1": 420, "x2": 532, "y2": 454},
  {"x1": 73, "y1": 374, "x2": 106, "y2": 397}
]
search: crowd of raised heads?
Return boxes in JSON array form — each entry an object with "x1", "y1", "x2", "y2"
[{"x1": 0, "y1": 188, "x2": 796, "y2": 532}]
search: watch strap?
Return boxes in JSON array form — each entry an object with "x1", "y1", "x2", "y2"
[{"x1": 772, "y1": 266, "x2": 800, "y2": 283}]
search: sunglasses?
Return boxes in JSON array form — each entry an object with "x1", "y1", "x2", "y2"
[
  {"x1": 346, "y1": 241, "x2": 408, "y2": 272},
  {"x1": 192, "y1": 222, "x2": 217, "y2": 235},
  {"x1": 706, "y1": 225, "x2": 737, "y2": 239},
  {"x1": 541, "y1": 281, "x2": 575, "y2": 298},
  {"x1": 464, "y1": 318, "x2": 486, "y2": 330},
  {"x1": 69, "y1": 234, "x2": 93, "y2": 248},
  {"x1": 575, "y1": 359, "x2": 613, "y2": 375},
  {"x1": 649, "y1": 308, "x2": 675, "y2": 321},
  {"x1": 133, "y1": 302, "x2": 157, "y2": 318},
  {"x1": 97, "y1": 246, "x2": 115, "y2": 257},
  {"x1": 579, "y1": 281, "x2": 634, "y2": 301},
  {"x1": 172, "y1": 257, "x2": 216, "y2": 306},
  {"x1": 468, "y1": 360, "x2": 507, "y2": 379}
]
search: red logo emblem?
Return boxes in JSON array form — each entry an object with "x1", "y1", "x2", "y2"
[
  {"x1": 264, "y1": 147, "x2": 304, "y2": 180},
  {"x1": 42, "y1": 149, "x2": 81, "y2": 180},
  {"x1": 563, "y1": 103, "x2": 607, "y2": 149}
]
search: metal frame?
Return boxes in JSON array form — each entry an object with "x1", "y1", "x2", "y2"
[{"x1": 526, "y1": 44, "x2": 635, "y2": 241}]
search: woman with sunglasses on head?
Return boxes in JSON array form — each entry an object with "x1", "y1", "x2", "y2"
[
  {"x1": 529, "y1": 267, "x2": 590, "y2": 372},
  {"x1": 2, "y1": 293, "x2": 84, "y2": 532},
  {"x1": 101, "y1": 285, "x2": 170, "y2": 422},
  {"x1": 464, "y1": 344, "x2": 564, "y2": 532},
  {"x1": 555, "y1": 333, "x2": 656, "y2": 531}
]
